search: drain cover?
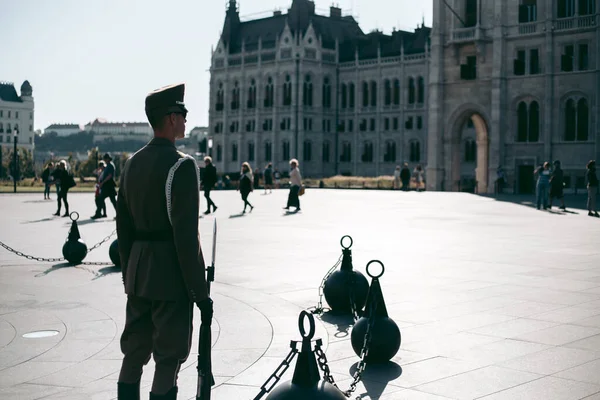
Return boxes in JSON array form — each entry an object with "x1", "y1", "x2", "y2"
[{"x1": 22, "y1": 330, "x2": 60, "y2": 339}]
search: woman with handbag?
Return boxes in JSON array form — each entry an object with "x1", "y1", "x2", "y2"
[
  {"x1": 284, "y1": 158, "x2": 302, "y2": 212},
  {"x1": 238, "y1": 162, "x2": 254, "y2": 213}
]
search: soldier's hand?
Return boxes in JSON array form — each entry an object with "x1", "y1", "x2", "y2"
[{"x1": 196, "y1": 297, "x2": 213, "y2": 323}]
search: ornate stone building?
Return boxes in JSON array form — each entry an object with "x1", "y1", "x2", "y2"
[
  {"x1": 210, "y1": 0, "x2": 599, "y2": 193},
  {"x1": 0, "y1": 81, "x2": 35, "y2": 151}
]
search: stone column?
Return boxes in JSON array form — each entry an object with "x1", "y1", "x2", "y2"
[
  {"x1": 426, "y1": 0, "x2": 446, "y2": 191},
  {"x1": 544, "y1": 0, "x2": 555, "y2": 163},
  {"x1": 487, "y1": 1, "x2": 507, "y2": 194}
]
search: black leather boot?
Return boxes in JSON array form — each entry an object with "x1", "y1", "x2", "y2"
[
  {"x1": 149, "y1": 386, "x2": 177, "y2": 400},
  {"x1": 118, "y1": 381, "x2": 140, "y2": 400}
]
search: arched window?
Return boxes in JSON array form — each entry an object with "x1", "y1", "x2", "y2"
[
  {"x1": 417, "y1": 77, "x2": 425, "y2": 104},
  {"x1": 264, "y1": 141, "x2": 272, "y2": 162},
  {"x1": 564, "y1": 98, "x2": 577, "y2": 141},
  {"x1": 0, "y1": 122, "x2": 3, "y2": 133},
  {"x1": 231, "y1": 81, "x2": 240, "y2": 110},
  {"x1": 283, "y1": 75, "x2": 292, "y2": 106},
  {"x1": 370, "y1": 81, "x2": 377, "y2": 107},
  {"x1": 384, "y1": 80, "x2": 391, "y2": 106},
  {"x1": 322, "y1": 141, "x2": 331, "y2": 163},
  {"x1": 384, "y1": 141, "x2": 396, "y2": 162},
  {"x1": 577, "y1": 98, "x2": 589, "y2": 141},
  {"x1": 410, "y1": 141, "x2": 421, "y2": 162},
  {"x1": 362, "y1": 142, "x2": 374, "y2": 163},
  {"x1": 303, "y1": 74, "x2": 313, "y2": 106},
  {"x1": 216, "y1": 82, "x2": 224, "y2": 111},
  {"x1": 216, "y1": 144, "x2": 222, "y2": 162},
  {"x1": 341, "y1": 84, "x2": 348, "y2": 109},
  {"x1": 517, "y1": 101, "x2": 528, "y2": 142},
  {"x1": 264, "y1": 77, "x2": 274, "y2": 108},
  {"x1": 408, "y1": 77, "x2": 416, "y2": 104},
  {"x1": 231, "y1": 142, "x2": 238, "y2": 162},
  {"x1": 393, "y1": 79, "x2": 400, "y2": 105},
  {"x1": 323, "y1": 77, "x2": 332, "y2": 108},
  {"x1": 348, "y1": 82, "x2": 355, "y2": 109},
  {"x1": 341, "y1": 141, "x2": 352, "y2": 162},
  {"x1": 247, "y1": 79, "x2": 256, "y2": 109},
  {"x1": 303, "y1": 140, "x2": 312, "y2": 161},
  {"x1": 247, "y1": 141, "x2": 255, "y2": 162},
  {"x1": 362, "y1": 81, "x2": 369, "y2": 107},
  {"x1": 464, "y1": 138, "x2": 476, "y2": 163},
  {"x1": 529, "y1": 101, "x2": 540, "y2": 142}
]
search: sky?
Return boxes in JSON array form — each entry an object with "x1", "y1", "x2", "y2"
[{"x1": 0, "y1": 0, "x2": 432, "y2": 133}]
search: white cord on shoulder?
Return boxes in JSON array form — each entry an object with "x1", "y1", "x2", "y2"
[{"x1": 165, "y1": 155, "x2": 200, "y2": 225}]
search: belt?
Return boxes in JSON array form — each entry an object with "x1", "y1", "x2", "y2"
[{"x1": 134, "y1": 230, "x2": 174, "y2": 242}]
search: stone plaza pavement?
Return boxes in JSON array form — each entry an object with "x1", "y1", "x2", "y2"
[{"x1": 1, "y1": 189, "x2": 600, "y2": 400}]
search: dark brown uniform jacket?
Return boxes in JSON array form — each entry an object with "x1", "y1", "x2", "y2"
[{"x1": 116, "y1": 138, "x2": 208, "y2": 303}]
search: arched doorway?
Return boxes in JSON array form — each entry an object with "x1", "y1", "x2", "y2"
[{"x1": 449, "y1": 110, "x2": 490, "y2": 194}]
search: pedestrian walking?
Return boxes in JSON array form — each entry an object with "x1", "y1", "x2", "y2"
[
  {"x1": 586, "y1": 160, "x2": 599, "y2": 217},
  {"x1": 284, "y1": 158, "x2": 302, "y2": 212},
  {"x1": 93, "y1": 161, "x2": 107, "y2": 218},
  {"x1": 274, "y1": 168, "x2": 281, "y2": 189},
  {"x1": 549, "y1": 160, "x2": 566, "y2": 211},
  {"x1": 414, "y1": 164, "x2": 425, "y2": 192},
  {"x1": 400, "y1": 163, "x2": 411, "y2": 191},
  {"x1": 41, "y1": 162, "x2": 53, "y2": 200},
  {"x1": 264, "y1": 163, "x2": 274, "y2": 194},
  {"x1": 115, "y1": 83, "x2": 212, "y2": 400},
  {"x1": 393, "y1": 166, "x2": 401, "y2": 190},
  {"x1": 496, "y1": 166, "x2": 506, "y2": 195},
  {"x1": 92, "y1": 153, "x2": 118, "y2": 219},
  {"x1": 202, "y1": 156, "x2": 218, "y2": 214},
  {"x1": 50, "y1": 160, "x2": 75, "y2": 217},
  {"x1": 238, "y1": 162, "x2": 254, "y2": 213},
  {"x1": 535, "y1": 162, "x2": 551, "y2": 210}
]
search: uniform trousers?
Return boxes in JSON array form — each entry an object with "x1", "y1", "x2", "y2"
[{"x1": 119, "y1": 295, "x2": 193, "y2": 395}]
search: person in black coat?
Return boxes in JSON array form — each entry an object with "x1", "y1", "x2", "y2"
[
  {"x1": 50, "y1": 160, "x2": 75, "y2": 217},
  {"x1": 41, "y1": 162, "x2": 53, "y2": 200},
  {"x1": 202, "y1": 156, "x2": 218, "y2": 214},
  {"x1": 400, "y1": 163, "x2": 411, "y2": 191},
  {"x1": 238, "y1": 162, "x2": 254, "y2": 213},
  {"x1": 587, "y1": 160, "x2": 599, "y2": 217}
]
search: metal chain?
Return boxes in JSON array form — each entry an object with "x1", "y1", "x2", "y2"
[
  {"x1": 312, "y1": 296, "x2": 379, "y2": 399},
  {"x1": 310, "y1": 255, "x2": 343, "y2": 315},
  {"x1": 347, "y1": 273, "x2": 360, "y2": 322},
  {"x1": 253, "y1": 342, "x2": 299, "y2": 400},
  {"x1": 86, "y1": 229, "x2": 117, "y2": 253},
  {"x1": 345, "y1": 296, "x2": 378, "y2": 398},
  {"x1": 0, "y1": 229, "x2": 117, "y2": 265}
]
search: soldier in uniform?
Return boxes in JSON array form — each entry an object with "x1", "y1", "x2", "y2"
[{"x1": 116, "y1": 83, "x2": 213, "y2": 400}]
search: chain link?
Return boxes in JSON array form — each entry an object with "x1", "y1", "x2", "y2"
[
  {"x1": 253, "y1": 342, "x2": 299, "y2": 400},
  {"x1": 348, "y1": 273, "x2": 360, "y2": 322},
  {"x1": 309, "y1": 255, "x2": 342, "y2": 315},
  {"x1": 0, "y1": 229, "x2": 117, "y2": 265},
  {"x1": 314, "y1": 339, "x2": 339, "y2": 388}
]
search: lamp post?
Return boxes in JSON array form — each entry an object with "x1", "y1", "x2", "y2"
[{"x1": 13, "y1": 128, "x2": 18, "y2": 193}]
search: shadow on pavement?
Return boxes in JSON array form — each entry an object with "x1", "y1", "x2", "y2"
[
  {"x1": 229, "y1": 213, "x2": 247, "y2": 219},
  {"x1": 92, "y1": 266, "x2": 120, "y2": 280},
  {"x1": 35, "y1": 262, "x2": 73, "y2": 277},
  {"x1": 482, "y1": 193, "x2": 588, "y2": 214},
  {"x1": 350, "y1": 361, "x2": 402, "y2": 399},
  {"x1": 282, "y1": 210, "x2": 301, "y2": 217},
  {"x1": 76, "y1": 218, "x2": 115, "y2": 226},
  {"x1": 320, "y1": 311, "x2": 354, "y2": 339},
  {"x1": 22, "y1": 217, "x2": 56, "y2": 224}
]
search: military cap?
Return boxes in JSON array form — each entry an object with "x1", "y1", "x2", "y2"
[{"x1": 145, "y1": 83, "x2": 188, "y2": 121}]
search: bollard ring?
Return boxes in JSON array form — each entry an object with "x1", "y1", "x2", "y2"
[
  {"x1": 340, "y1": 235, "x2": 353, "y2": 250},
  {"x1": 69, "y1": 212, "x2": 80, "y2": 222},
  {"x1": 366, "y1": 260, "x2": 385, "y2": 279},
  {"x1": 298, "y1": 311, "x2": 316, "y2": 340}
]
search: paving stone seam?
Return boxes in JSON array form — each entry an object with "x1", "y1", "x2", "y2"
[{"x1": 0, "y1": 317, "x2": 17, "y2": 350}]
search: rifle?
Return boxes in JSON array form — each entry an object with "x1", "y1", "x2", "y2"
[{"x1": 197, "y1": 219, "x2": 217, "y2": 400}]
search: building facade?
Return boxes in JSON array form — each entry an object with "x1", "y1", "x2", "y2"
[
  {"x1": 210, "y1": 0, "x2": 599, "y2": 193},
  {"x1": 0, "y1": 81, "x2": 35, "y2": 151},
  {"x1": 44, "y1": 123, "x2": 82, "y2": 137},
  {"x1": 85, "y1": 118, "x2": 152, "y2": 143}
]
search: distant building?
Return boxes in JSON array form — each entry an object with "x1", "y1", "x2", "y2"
[
  {"x1": 86, "y1": 118, "x2": 152, "y2": 143},
  {"x1": 177, "y1": 126, "x2": 210, "y2": 159},
  {"x1": 44, "y1": 123, "x2": 82, "y2": 137},
  {"x1": 0, "y1": 80, "x2": 35, "y2": 151}
]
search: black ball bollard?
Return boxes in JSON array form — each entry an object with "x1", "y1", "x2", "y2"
[
  {"x1": 266, "y1": 312, "x2": 346, "y2": 400},
  {"x1": 62, "y1": 212, "x2": 88, "y2": 265},
  {"x1": 323, "y1": 235, "x2": 369, "y2": 314},
  {"x1": 351, "y1": 261, "x2": 401, "y2": 364},
  {"x1": 109, "y1": 240, "x2": 120, "y2": 268}
]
